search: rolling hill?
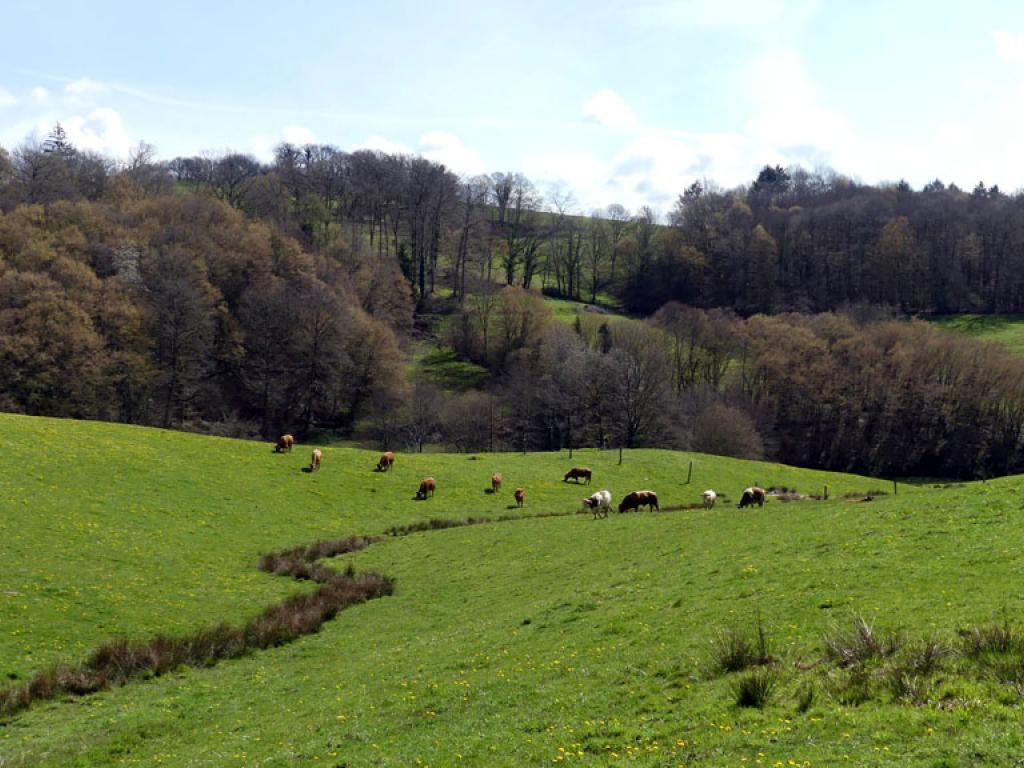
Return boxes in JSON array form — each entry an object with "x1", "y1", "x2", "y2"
[{"x1": 2, "y1": 414, "x2": 1023, "y2": 766}]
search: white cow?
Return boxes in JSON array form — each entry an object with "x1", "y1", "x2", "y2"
[
  {"x1": 702, "y1": 489, "x2": 717, "y2": 509},
  {"x1": 583, "y1": 489, "x2": 613, "y2": 519}
]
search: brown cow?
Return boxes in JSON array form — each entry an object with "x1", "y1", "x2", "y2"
[
  {"x1": 618, "y1": 490, "x2": 659, "y2": 514},
  {"x1": 416, "y1": 476, "x2": 436, "y2": 500},
  {"x1": 491, "y1": 472, "x2": 503, "y2": 492},
  {"x1": 275, "y1": 434, "x2": 294, "y2": 453},
  {"x1": 376, "y1": 451, "x2": 395, "y2": 472},
  {"x1": 310, "y1": 448, "x2": 323, "y2": 472},
  {"x1": 514, "y1": 488, "x2": 525, "y2": 508},
  {"x1": 737, "y1": 487, "x2": 766, "y2": 509},
  {"x1": 563, "y1": 467, "x2": 592, "y2": 485}
]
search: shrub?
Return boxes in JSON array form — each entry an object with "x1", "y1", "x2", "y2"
[
  {"x1": 902, "y1": 637, "x2": 950, "y2": 676},
  {"x1": 732, "y1": 668, "x2": 778, "y2": 708},
  {"x1": 691, "y1": 402, "x2": 765, "y2": 460},
  {"x1": 958, "y1": 615, "x2": 1024, "y2": 658},
  {"x1": 709, "y1": 615, "x2": 773, "y2": 675},
  {"x1": 886, "y1": 670, "x2": 930, "y2": 705},
  {"x1": 824, "y1": 617, "x2": 902, "y2": 667},
  {"x1": 795, "y1": 682, "x2": 815, "y2": 713}
]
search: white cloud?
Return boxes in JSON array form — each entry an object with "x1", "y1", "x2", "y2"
[
  {"x1": 418, "y1": 131, "x2": 485, "y2": 175},
  {"x1": 582, "y1": 88, "x2": 637, "y2": 131},
  {"x1": 0, "y1": 88, "x2": 17, "y2": 109},
  {"x1": 282, "y1": 124, "x2": 317, "y2": 145},
  {"x1": 65, "y1": 78, "x2": 107, "y2": 97},
  {"x1": 993, "y1": 30, "x2": 1024, "y2": 62},
  {"x1": 29, "y1": 87, "x2": 49, "y2": 106},
  {"x1": 249, "y1": 133, "x2": 275, "y2": 161},
  {"x1": 62, "y1": 108, "x2": 133, "y2": 157},
  {"x1": 249, "y1": 124, "x2": 318, "y2": 160},
  {"x1": 744, "y1": 50, "x2": 853, "y2": 157},
  {"x1": 521, "y1": 151, "x2": 609, "y2": 209},
  {"x1": 354, "y1": 134, "x2": 413, "y2": 155}
]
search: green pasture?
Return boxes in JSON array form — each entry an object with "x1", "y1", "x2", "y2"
[
  {"x1": 930, "y1": 314, "x2": 1024, "y2": 355},
  {"x1": 4, "y1": 413, "x2": 1024, "y2": 766}
]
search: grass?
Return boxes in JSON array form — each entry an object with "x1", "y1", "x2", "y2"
[
  {"x1": 4, "y1": 413, "x2": 1024, "y2": 765},
  {"x1": 411, "y1": 344, "x2": 490, "y2": 392},
  {"x1": 542, "y1": 294, "x2": 625, "y2": 325},
  {"x1": 930, "y1": 314, "x2": 1024, "y2": 355}
]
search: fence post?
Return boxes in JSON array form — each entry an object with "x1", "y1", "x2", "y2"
[
  {"x1": 893, "y1": 480, "x2": 898, "y2": 496},
  {"x1": 824, "y1": 485, "x2": 828, "y2": 500},
  {"x1": 618, "y1": 446, "x2": 623, "y2": 466},
  {"x1": 687, "y1": 461, "x2": 693, "y2": 484}
]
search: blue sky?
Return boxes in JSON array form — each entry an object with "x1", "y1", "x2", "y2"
[{"x1": 3, "y1": 1, "x2": 1024, "y2": 213}]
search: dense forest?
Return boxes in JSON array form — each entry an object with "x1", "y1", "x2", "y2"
[{"x1": 4, "y1": 126, "x2": 1024, "y2": 479}]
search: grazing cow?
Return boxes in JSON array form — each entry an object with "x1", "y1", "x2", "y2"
[
  {"x1": 275, "y1": 434, "x2": 294, "y2": 453},
  {"x1": 491, "y1": 472, "x2": 503, "y2": 492},
  {"x1": 376, "y1": 451, "x2": 395, "y2": 472},
  {"x1": 310, "y1": 448, "x2": 323, "y2": 472},
  {"x1": 618, "y1": 490, "x2": 659, "y2": 514},
  {"x1": 514, "y1": 488, "x2": 525, "y2": 508},
  {"x1": 416, "y1": 476, "x2": 436, "y2": 500},
  {"x1": 702, "y1": 489, "x2": 717, "y2": 510},
  {"x1": 582, "y1": 489, "x2": 613, "y2": 519},
  {"x1": 563, "y1": 467, "x2": 593, "y2": 485},
  {"x1": 737, "y1": 487, "x2": 766, "y2": 509}
]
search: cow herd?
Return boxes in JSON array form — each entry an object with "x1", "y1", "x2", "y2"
[{"x1": 274, "y1": 436, "x2": 770, "y2": 516}]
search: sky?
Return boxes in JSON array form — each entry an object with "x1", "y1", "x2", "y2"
[{"x1": 3, "y1": 0, "x2": 1024, "y2": 214}]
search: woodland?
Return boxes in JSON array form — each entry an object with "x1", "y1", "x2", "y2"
[{"x1": 3, "y1": 127, "x2": 1024, "y2": 478}]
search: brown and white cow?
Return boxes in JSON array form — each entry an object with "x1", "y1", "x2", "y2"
[
  {"x1": 376, "y1": 451, "x2": 395, "y2": 472},
  {"x1": 491, "y1": 472, "x2": 503, "y2": 492},
  {"x1": 582, "y1": 489, "x2": 613, "y2": 519},
  {"x1": 737, "y1": 487, "x2": 766, "y2": 509},
  {"x1": 416, "y1": 476, "x2": 436, "y2": 500},
  {"x1": 310, "y1": 448, "x2": 323, "y2": 472},
  {"x1": 618, "y1": 490, "x2": 659, "y2": 514},
  {"x1": 275, "y1": 434, "x2": 294, "y2": 453},
  {"x1": 563, "y1": 467, "x2": 592, "y2": 485},
  {"x1": 514, "y1": 487, "x2": 525, "y2": 508}
]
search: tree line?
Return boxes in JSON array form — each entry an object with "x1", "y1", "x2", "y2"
[
  {"x1": 4, "y1": 127, "x2": 1024, "y2": 479},
  {"x1": 7, "y1": 130, "x2": 1024, "y2": 317}
]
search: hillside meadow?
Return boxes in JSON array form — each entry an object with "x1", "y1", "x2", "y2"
[
  {"x1": 2, "y1": 414, "x2": 1024, "y2": 766},
  {"x1": 931, "y1": 314, "x2": 1024, "y2": 356}
]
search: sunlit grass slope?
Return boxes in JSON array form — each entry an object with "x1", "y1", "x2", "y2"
[
  {"x1": 5, "y1": 413, "x2": 1024, "y2": 766},
  {"x1": 930, "y1": 313, "x2": 1024, "y2": 355}
]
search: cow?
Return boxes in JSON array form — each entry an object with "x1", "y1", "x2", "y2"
[
  {"x1": 376, "y1": 451, "x2": 395, "y2": 472},
  {"x1": 619, "y1": 490, "x2": 659, "y2": 514},
  {"x1": 275, "y1": 434, "x2": 294, "y2": 453},
  {"x1": 563, "y1": 467, "x2": 593, "y2": 485},
  {"x1": 491, "y1": 472, "x2": 503, "y2": 492},
  {"x1": 416, "y1": 477, "x2": 436, "y2": 500},
  {"x1": 582, "y1": 489, "x2": 613, "y2": 519},
  {"x1": 514, "y1": 488, "x2": 525, "y2": 508},
  {"x1": 310, "y1": 448, "x2": 323, "y2": 472},
  {"x1": 737, "y1": 486, "x2": 766, "y2": 509},
  {"x1": 702, "y1": 489, "x2": 717, "y2": 509}
]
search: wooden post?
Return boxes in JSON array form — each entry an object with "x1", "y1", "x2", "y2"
[
  {"x1": 824, "y1": 485, "x2": 828, "y2": 500},
  {"x1": 687, "y1": 461, "x2": 693, "y2": 484},
  {"x1": 618, "y1": 446, "x2": 623, "y2": 466},
  {"x1": 893, "y1": 480, "x2": 897, "y2": 496}
]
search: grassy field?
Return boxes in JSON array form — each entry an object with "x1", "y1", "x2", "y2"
[
  {"x1": 4, "y1": 414, "x2": 1024, "y2": 766},
  {"x1": 542, "y1": 294, "x2": 625, "y2": 325},
  {"x1": 930, "y1": 314, "x2": 1024, "y2": 355}
]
